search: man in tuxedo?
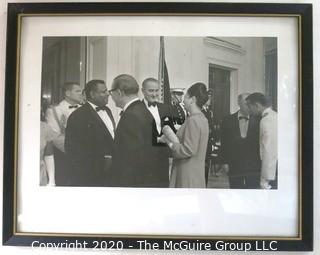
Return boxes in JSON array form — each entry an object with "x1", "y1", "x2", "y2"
[
  {"x1": 65, "y1": 80, "x2": 115, "y2": 186},
  {"x1": 45, "y1": 82, "x2": 83, "y2": 186},
  {"x1": 141, "y1": 78, "x2": 175, "y2": 186},
  {"x1": 110, "y1": 74, "x2": 168, "y2": 187},
  {"x1": 246, "y1": 93, "x2": 277, "y2": 189},
  {"x1": 220, "y1": 93, "x2": 261, "y2": 189}
]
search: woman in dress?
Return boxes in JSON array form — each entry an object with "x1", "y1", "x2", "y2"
[{"x1": 161, "y1": 82, "x2": 209, "y2": 188}]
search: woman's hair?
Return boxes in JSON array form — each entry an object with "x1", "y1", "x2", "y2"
[{"x1": 187, "y1": 82, "x2": 209, "y2": 108}]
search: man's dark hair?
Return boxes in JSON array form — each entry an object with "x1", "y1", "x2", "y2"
[
  {"x1": 142, "y1": 78, "x2": 159, "y2": 89},
  {"x1": 84, "y1": 79, "x2": 105, "y2": 99},
  {"x1": 63, "y1": 82, "x2": 80, "y2": 95},
  {"x1": 112, "y1": 74, "x2": 139, "y2": 95},
  {"x1": 246, "y1": 92, "x2": 271, "y2": 107}
]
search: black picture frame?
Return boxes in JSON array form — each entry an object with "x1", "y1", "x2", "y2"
[{"x1": 3, "y1": 2, "x2": 313, "y2": 251}]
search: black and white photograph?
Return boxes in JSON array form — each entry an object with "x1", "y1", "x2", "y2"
[
  {"x1": 3, "y1": 5, "x2": 311, "y2": 247},
  {"x1": 40, "y1": 36, "x2": 278, "y2": 190},
  {"x1": 0, "y1": 0, "x2": 316, "y2": 252}
]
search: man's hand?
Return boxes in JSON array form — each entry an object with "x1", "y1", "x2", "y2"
[
  {"x1": 260, "y1": 177, "x2": 272, "y2": 189},
  {"x1": 157, "y1": 135, "x2": 168, "y2": 144},
  {"x1": 174, "y1": 124, "x2": 181, "y2": 130}
]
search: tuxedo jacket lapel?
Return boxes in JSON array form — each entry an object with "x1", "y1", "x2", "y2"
[
  {"x1": 105, "y1": 107, "x2": 116, "y2": 130},
  {"x1": 85, "y1": 103, "x2": 113, "y2": 139},
  {"x1": 157, "y1": 103, "x2": 165, "y2": 119},
  {"x1": 141, "y1": 101, "x2": 159, "y2": 137}
]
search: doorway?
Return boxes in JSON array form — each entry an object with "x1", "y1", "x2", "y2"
[{"x1": 208, "y1": 64, "x2": 232, "y2": 123}]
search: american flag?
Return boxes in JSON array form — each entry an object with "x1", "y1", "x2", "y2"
[{"x1": 158, "y1": 36, "x2": 171, "y2": 105}]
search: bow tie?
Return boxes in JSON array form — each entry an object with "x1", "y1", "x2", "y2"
[
  {"x1": 239, "y1": 116, "x2": 249, "y2": 121},
  {"x1": 96, "y1": 106, "x2": 108, "y2": 112},
  {"x1": 69, "y1": 105, "x2": 79, "y2": 109},
  {"x1": 148, "y1": 102, "x2": 157, "y2": 107}
]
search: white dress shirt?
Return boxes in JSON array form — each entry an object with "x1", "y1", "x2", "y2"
[
  {"x1": 143, "y1": 99, "x2": 162, "y2": 134},
  {"x1": 238, "y1": 111, "x2": 249, "y2": 138},
  {"x1": 88, "y1": 102, "x2": 115, "y2": 139},
  {"x1": 260, "y1": 107, "x2": 278, "y2": 181}
]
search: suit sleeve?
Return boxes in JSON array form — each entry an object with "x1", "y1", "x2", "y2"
[
  {"x1": 171, "y1": 117, "x2": 200, "y2": 159},
  {"x1": 219, "y1": 117, "x2": 230, "y2": 164},
  {"x1": 119, "y1": 113, "x2": 145, "y2": 161},
  {"x1": 112, "y1": 113, "x2": 147, "y2": 184},
  {"x1": 260, "y1": 115, "x2": 277, "y2": 180},
  {"x1": 65, "y1": 111, "x2": 94, "y2": 185},
  {"x1": 65, "y1": 113, "x2": 84, "y2": 163}
]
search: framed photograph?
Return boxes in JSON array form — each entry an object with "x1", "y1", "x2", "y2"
[{"x1": 3, "y1": 2, "x2": 313, "y2": 252}]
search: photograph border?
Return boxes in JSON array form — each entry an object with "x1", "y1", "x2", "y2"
[{"x1": 3, "y1": 2, "x2": 313, "y2": 251}]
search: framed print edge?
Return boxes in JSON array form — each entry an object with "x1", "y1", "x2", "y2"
[
  {"x1": 2, "y1": 2, "x2": 313, "y2": 252},
  {"x1": 3, "y1": 2, "x2": 20, "y2": 247},
  {"x1": 299, "y1": 3, "x2": 313, "y2": 252}
]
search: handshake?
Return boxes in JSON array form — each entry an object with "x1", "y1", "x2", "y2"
[{"x1": 158, "y1": 125, "x2": 180, "y2": 146}]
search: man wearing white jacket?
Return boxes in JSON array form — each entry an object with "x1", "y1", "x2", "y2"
[
  {"x1": 246, "y1": 93, "x2": 277, "y2": 189},
  {"x1": 45, "y1": 82, "x2": 83, "y2": 185}
]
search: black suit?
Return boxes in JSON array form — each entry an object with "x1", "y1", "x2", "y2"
[
  {"x1": 220, "y1": 111, "x2": 261, "y2": 189},
  {"x1": 146, "y1": 101, "x2": 176, "y2": 143},
  {"x1": 65, "y1": 102, "x2": 114, "y2": 186},
  {"x1": 111, "y1": 100, "x2": 169, "y2": 187},
  {"x1": 144, "y1": 101, "x2": 175, "y2": 184}
]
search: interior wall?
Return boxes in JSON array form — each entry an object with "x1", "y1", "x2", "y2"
[{"x1": 105, "y1": 36, "x2": 266, "y2": 115}]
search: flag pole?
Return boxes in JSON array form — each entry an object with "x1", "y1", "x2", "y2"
[{"x1": 158, "y1": 36, "x2": 171, "y2": 105}]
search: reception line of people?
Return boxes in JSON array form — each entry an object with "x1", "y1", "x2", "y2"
[{"x1": 40, "y1": 74, "x2": 277, "y2": 189}]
